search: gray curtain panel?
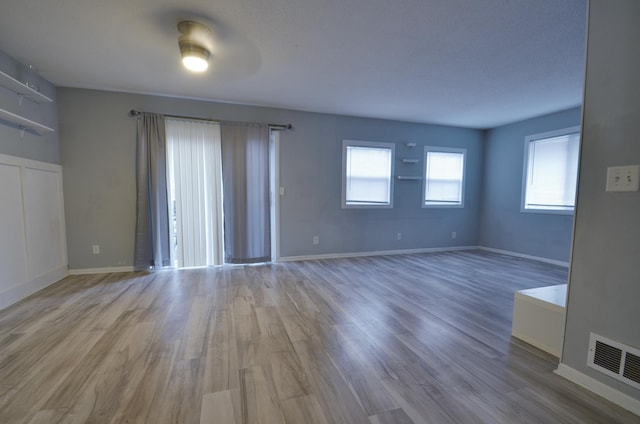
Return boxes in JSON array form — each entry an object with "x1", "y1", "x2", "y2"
[
  {"x1": 134, "y1": 113, "x2": 171, "y2": 270},
  {"x1": 221, "y1": 122, "x2": 271, "y2": 263}
]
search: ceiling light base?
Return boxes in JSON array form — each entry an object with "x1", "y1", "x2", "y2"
[{"x1": 177, "y1": 21, "x2": 212, "y2": 73}]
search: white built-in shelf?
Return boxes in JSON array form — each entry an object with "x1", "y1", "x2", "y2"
[
  {"x1": 0, "y1": 108, "x2": 54, "y2": 133},
  {"x1": 397, "y1": 176, "x2": 422, "y2": 180},
  {"x1": 401, "y1": 158, "x2": 419, "y2": 164},
  {"x1": 0, "y1": 69, "x2": 53, "y2": 104}
]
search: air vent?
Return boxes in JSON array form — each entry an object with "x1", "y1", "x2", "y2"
[
  {"x1": 623, "y1": 352, "x2": 640, "y2": 385},
  {"x1": 588, "y1": 333, "x2": 640, "y2": 390},
  {"x1": 593, "y1": 340, "x2": 622, "y2": 373}
]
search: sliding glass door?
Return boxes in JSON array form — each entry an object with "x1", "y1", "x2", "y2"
[
  {"x1": 164, "y1": 118, "x2": 278, "y2": 267},
  {"x1": 166, "y1": 118, "x2": 224, "y2": 267}
]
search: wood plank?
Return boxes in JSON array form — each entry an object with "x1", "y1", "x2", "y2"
[
  {"x1": 369, "y1": 408, "x2": 415, "y2": 424},
  {"x1": 239, "y1": 365, "x2": 285, "y2": 424},
  {"x1": 280, "y1": 394, "x2": 330, "y2": 424},
  {"x1": 200, "y1": 390, "x2": 237, "y2": 424}
]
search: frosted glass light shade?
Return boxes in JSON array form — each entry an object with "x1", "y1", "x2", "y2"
[
  {"x1": 177, "y1": 21, "x2": 211, "y2": 73},
  {"x1": 182, "y1": 54, "x2": 208, "y2": 72}
]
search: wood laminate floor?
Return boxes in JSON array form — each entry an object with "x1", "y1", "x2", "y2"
[{"x1": 0, "y1": 250, "x2": 638, "y2": 423}]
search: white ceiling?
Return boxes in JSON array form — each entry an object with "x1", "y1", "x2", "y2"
[{"x1": 0, "y1": 0, "x2": 587, "y2": 129}]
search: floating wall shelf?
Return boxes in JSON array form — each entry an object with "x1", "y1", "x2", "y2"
[
  {"x1": 397, "y1": 176, "x2": 422, "y2": 180},
  {"x1": 401, "y1": 158, "x2": 419, "y2": 164},
  {"x1": 0, "y1": 108, "x2": 55, "y2": 133},
  {"x1": 0, "y1": 68, "x2": 54, "y2": 135},
  {"x1": 0, "y1": 70, "x2": 53, "y2": 104}
]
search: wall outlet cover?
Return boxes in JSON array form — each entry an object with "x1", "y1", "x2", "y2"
[{"x1": 606, "y1": 165, "x2": 640, "y2": 192}]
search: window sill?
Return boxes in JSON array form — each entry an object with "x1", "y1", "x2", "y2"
[
  {"x1": 343, "y1": 203, "x2": 393, "y2": 209},
  {"x1": 521, "y1": 207, "x2": 574, "y2": 215},
  {"x1": 423, "y1": 203, "x2": 464, "y2": 209}
]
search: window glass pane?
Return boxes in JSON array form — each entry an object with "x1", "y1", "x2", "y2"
[
  {"x1": 524, "y1": 132, "x2": 579, "y2": 210},
  {"x1": 424, "y1": 151, "x2": 464, "y2": 205},
  {"x1": 344, "y1": 144, "x2": 393, "y2": 206}
]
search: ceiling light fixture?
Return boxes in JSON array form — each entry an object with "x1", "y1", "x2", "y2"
[{"x1": 177, "y1": 20, "x2": 211, "y2": 73}]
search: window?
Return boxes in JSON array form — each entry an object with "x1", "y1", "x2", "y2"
[
  {"x1": 522, "y1": 127, "x2": 580, "y2": 213},
  {"x1": 342, "y1": 140, "x2": 394, "y2": 208},
  {"x1": 423, "y1": 147, "x2": 466, "y2": 207}
]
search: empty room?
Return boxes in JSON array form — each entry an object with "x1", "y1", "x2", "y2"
[{"x1": 0, "y1": 0, "x2": 639, "y2": 423}]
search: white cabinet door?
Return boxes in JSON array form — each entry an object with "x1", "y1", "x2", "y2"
[
  {"x1": 0, "y1": 154, "x2": 67, "y2": 310},
  {"x1": 0, "y1": 163, "x2": 28, "y2": 292},
  {"x1": 23, "y1": 167, "x2": 66, "y2": 280}
]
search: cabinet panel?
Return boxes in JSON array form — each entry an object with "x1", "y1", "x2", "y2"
[
  {"x1": 0, "y1": 154, "x2": 67, "y2": 310},
  {"x1": 0, "y1": 163, "x2": 28, "y2": 291},
  {"x1": 23, "y1": 167, "x2": 65, "y2": 279}
]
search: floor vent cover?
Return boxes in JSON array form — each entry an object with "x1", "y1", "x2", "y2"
[{"x1": 588, "y1": 333, "x2": 640, "y2": 390}]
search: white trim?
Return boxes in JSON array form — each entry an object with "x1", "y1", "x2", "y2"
[
  {"x1": 277, "y1": 246, "x2": 476, "y2": 262},
  {"x1": 0, "y1": 153, "x2": 61, "y2": 172},
  {"x1": 0, "y1": 266, "x2": 68, "y2": 311},
  {"x1": 68, "y1": 266, "x2": 136, "y2": 275},
  {"x1": 478, "y1": 246, "x2": 569, "y2": 267},
  {"x1": 555, "y1": 364, "x2": 640, "y2": 416}
]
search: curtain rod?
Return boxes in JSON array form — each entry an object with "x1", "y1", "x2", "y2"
[{"x1": 128, "y1": 109, "x2": 292, "y2": 131}]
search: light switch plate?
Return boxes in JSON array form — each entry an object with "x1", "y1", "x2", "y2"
[{"x1": 606, "y1": 165, "x2": 640, "y2": 192}]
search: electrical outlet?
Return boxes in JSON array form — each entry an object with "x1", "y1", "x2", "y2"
[
  {"x1": 397, "y1": 232, "x2": 402, "y2": 240},
  {"x1": 451, "y1": 231, "x2": 457, "y2": 239},
  {"x1": 313, "y1": 236, "x2": 319, "y2": 245},
  {"x1": 92, "y1": 245, "x2": 100, "y2": 254}
]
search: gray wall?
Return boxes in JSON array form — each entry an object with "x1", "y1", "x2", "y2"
[
  {"x1": 561, "y1": 0, "x2": 640, "y2": 399},
  {"x1": 58, "y1": 88, "x2": 483, "y2": 269},
  {"x1": 0, "y1": 50, "x2": 59, "y2": 163},
  {"x1": 479, "y1": 107, "x2": 582, "y2": 262}
]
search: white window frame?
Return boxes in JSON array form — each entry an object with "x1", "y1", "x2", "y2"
[
  {"x1": 521, "y1": 126, "x2": 580, "y2": 215},
  {"x1": 422, "y1": 146, "x2": 466, "y2": 208},
  {"x1": 342, "y1": 140, "x2": 395, "y2": 209}
]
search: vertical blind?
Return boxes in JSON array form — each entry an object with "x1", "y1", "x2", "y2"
[{"x1": 165, "y1": 118, "x2": 224, "y2": 267}]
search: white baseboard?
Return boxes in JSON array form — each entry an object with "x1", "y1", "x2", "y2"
[
  {"x1": 478, "y1": 246, "x2": 569, "y2": 267},
  {"x1": 68, "y1": 266, "x2": 135, "y2": 275},
  {"x1": 0, "y1": 266, "x2": 68, "y2": 311},
  {"x1": 277, "y1": 246, "x2": 477, "y2": 262},
  {"x1": 555, "y1": 363, "x2": 640, "y2": 416}
]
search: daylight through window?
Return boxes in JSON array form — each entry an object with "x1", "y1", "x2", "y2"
[
  {"x1": 523, "y1": 127, "x2": 580, "y2": 212},
  {"x1": 423, "y1": 147, "x2": 466, "y2": 207},
  {"x1": 343, "y1": 140, "x2": 394, "y2": 208}
]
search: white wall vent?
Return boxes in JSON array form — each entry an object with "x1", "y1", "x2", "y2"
[{"x1": 587, "y1": 333, "x2": 640, "y2": 390}]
